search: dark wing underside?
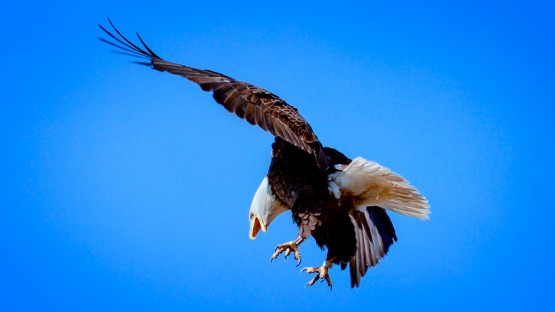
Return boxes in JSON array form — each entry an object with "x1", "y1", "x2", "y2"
[
  {"x1": 99, "y1": 20, "x2": 328, "y2": 170},
  {"x1": 342, "y1": 206, "x2": 398, "y2": 288}
]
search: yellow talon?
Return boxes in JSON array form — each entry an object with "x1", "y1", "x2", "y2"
[
  {"x1": 270, "y1": 241, "x2": 302, "y2": 266},
  {"x1": 300, "y1": 262, "x2": 333, "y2": 290}
]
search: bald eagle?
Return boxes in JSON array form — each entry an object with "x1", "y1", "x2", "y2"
[{"x1": 99, "y1": 20, "x2": 430, "y2": 289}]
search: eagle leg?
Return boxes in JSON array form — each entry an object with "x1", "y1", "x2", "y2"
[
  {"x1": 271, "y1": 235, "x2": 304, "y2": 266},
  {"x1": 300, "y1": 259, "x2": 335, "y2": 290}
]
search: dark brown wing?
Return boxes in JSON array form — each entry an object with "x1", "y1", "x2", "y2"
[
  {"x1": 344, "y1": 206, "x2": 397, "y2": 288},
  {"x1": 99, "y1": 20, "x2": 328, "y2": 170}
]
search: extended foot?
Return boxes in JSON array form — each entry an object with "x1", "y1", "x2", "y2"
[
  {"x1": 300, "y1": 261, "x2": 333, "y2": 289},
  {"x1": 271, "y1": 241, "x2": 302, "y2": 266}
]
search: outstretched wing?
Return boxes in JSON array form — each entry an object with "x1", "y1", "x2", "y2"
[{"x1": 99, "y1": 20, "x2": 328, "y2": 170}]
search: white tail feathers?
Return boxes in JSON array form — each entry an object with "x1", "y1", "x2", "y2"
[{"x1": 328, "y1": 157, "x2": 430, "y2": 220}]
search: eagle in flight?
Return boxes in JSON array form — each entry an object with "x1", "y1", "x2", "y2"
[{"x1": 99, "y1": 20, "x2": 430, "y2": 289}]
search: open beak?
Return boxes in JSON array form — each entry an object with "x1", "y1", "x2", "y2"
[{"x1": 249, "y1": 216, "x2": 267, "y2": 240}]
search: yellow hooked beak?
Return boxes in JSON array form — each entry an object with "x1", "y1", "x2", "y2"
[{"x1": 249, "y1": 214, "x2": 267, "y2": 240}]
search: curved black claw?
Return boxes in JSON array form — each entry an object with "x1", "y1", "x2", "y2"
[
  {"x1": 270, "y1": 241, "x2": 302, "y2": 266},
  {"x1": 300, "y1": 266, "x2": 333, "y2": 290}
]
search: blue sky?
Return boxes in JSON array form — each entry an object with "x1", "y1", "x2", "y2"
[{"x1": 2, "y1": 1, "x2": 554, "y2": 311}]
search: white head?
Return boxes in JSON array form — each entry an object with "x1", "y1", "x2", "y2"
[{"x1": 249, "y1": 177, "x2": 289, "y2": 239}]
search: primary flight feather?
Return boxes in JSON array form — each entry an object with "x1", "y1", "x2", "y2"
[{"x1": 99, "y1": 19, "x2": 430, "y2": 288}]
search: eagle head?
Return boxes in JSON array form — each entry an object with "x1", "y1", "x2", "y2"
[{"x1": 249, "y1": 177, "x2": 288, "y2": 239}]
